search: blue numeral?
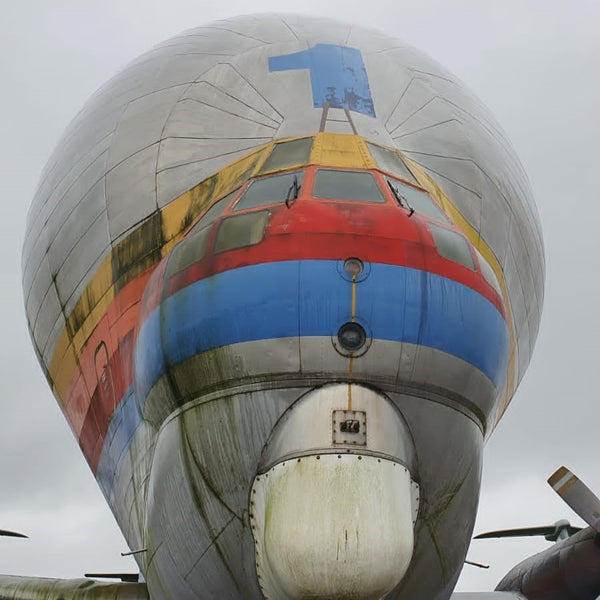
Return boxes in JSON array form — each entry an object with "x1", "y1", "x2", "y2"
[{"x1": 269, "y1": 44, "x2": 375, "y2": 118}]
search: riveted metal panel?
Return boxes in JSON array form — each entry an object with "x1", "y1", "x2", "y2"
[
  {"x1": 274, "y1": 13, "x2": 352, "y2": 46},
  {"x1": 62, "y1": 251, "x2": 110, "y2": 326},
  {"x1": 210, "y1": 14, "x2": 297, "y2": 44},
  {"x1": 22, "y1": 221, "x2": 50, "y2": 296},
  {"x1": 106, "y1": 145, "x2": 159, "y2": 241},
  {"x1": 156, "y1": 151, "x2": 258, "y2": 210},
  {"x1": 41, "y1": 312, "x2": 67, "y2": 367},
  {"x1": 169, "y1": 337, "x2": 300, "y2": 402},
  {"x1": 163, "y1": 99, "x2": 275, "y2": 143},
  {"x1": 55, "y1": 213, "x2": 110, "y2": 310},
  {"x1": 47, "y1": 180, "x2": 107, "y2": 278},
  {"x1": 26, "y1": 136, "x2": 111, "y2": 251},
  {"x1": 480, "y1": 193, "x2": 512, "y2": 260},
  {"x1": 32, "y1": 283, "x2": 62, "y2": 358},
  {"x1": 107, "y1": 85, "x2": 189, "y2": 171},
  {"x1": 156, "y1": 136, "x2": 266, "y2": 178},
  {"x1": 24, "y1": 251, "x2": 52, "y2": 328},
  {"x1": 182, "y1": 80, "x2": 281, "y2": 130}
]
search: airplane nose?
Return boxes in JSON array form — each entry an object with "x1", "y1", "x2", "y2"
[{"x1": 250, "y1": 384, "x2": 419, "y2": 600}]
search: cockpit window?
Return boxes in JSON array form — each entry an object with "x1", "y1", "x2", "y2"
[
  {"x1": 313, "y1": 169, "x2": 385, "y2": 203},
  {"x1": 166, "y1": 225, "x2": 212, "y2": 279},
  {"x1": 367, "y1": 143, "x2": 417, "y2": 184},
  {"x1": 428, "y1": 223, "x2": 475, "y2": 270},
  {"x1": 387, "y1": 177, "x2": 450, "y2": 223},
  {"x1": 190, "y1": 190, "x2": 238, "y2": 233},
  {"x1": 258, "y1": 138, "x2": 313, "y2": 174},
  {"x1": 214, "y1": 211, "x2": 270, "y2": 253},
  {"x1": 233, "y1": 171, "x2": 304, "y2": 211},
  {"x1": 475, "y1": 248, "x2": 503, "y2": 297}
]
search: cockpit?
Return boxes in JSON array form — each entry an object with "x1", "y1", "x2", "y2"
[{"x1": 164, "y1": 134, "x2": 504, "y2": 312}]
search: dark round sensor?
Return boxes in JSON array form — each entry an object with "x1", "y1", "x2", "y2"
[{"x1": 337, "y1": 322, "x2": 367, "y2": 352}]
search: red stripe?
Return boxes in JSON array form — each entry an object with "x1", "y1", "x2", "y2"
[{"x1": 162, "y1": 200, "x2": 504, "y2": 316}]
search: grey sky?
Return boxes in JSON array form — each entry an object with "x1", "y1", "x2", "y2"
[{"x1": 1, "y1": 0, "x2": 599, "y2": 592}]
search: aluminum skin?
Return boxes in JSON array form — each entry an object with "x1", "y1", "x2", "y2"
[{"x1": 17, "y1": 13, "x2": 544, "y2": 600}]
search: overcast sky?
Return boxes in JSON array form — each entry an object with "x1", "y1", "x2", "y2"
[{"x1": 1, "y1": 0, "x2": 600, "y2": 594}]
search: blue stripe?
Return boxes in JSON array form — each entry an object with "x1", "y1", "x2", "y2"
[
  {"x1": 96, "y1": 386, "x2": 141, "y2": 502},
  {"x1": 135, "y1": 260, "x2": 508, "y2": 394}
]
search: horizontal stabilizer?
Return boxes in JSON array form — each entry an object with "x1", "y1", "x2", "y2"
[
  {"x1": 452, "y1": 593, "x2": 526, "y2": 598},
  {"x1": 0, "y1": 529, "x2": 27, "y2": 538},
  {"x1": 475, "y1": 520, "x2": 581, "y2": 542},
  {"x1": 548, "y1": 466, "x2": 600, "y2": 532},
  {"x1": 84, "y1": 573, "x2": 139, "y2": 583},
  {"x1": 0, "y1": 575, "x2": 148, "y2": 600}
]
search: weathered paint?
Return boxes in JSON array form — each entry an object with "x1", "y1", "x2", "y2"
[
  {"x1": 18, "y1": 14, "x2": 544, "y2": 600},
  {"x1": 251, "y1": 455, "x2": 414, "y2": 599}
]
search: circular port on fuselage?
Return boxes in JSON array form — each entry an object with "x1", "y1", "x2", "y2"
[
  {"x1": 344, "y1": 257, "x2": 364, "y2": 277},
  {"x1": 337, "y1": 322, "x2": 367, "y2": 352}
]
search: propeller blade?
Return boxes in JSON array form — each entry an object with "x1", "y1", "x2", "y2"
[
  {"x1": 548, "y1": 466, "x2": 600, "y2": 532},
  {"x1": 0, "y1": 529, "x2": 28, "y2": 538}
]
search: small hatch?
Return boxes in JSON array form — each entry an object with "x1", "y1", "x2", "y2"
[{"x1": 333, "y1": 410, "x2": 367, "y2": 446}]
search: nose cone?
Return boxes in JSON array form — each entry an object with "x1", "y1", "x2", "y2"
[
  {"x1": 252, "y1": 454, "x2": 415, "y2": 600},
  {"x1": 249, "y1": 384, "x2": 419, "y2": 599}
]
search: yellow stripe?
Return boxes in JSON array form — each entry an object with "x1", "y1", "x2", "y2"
[{"x1": 310, "y1": 133, "x2": 375, "y2": 169}]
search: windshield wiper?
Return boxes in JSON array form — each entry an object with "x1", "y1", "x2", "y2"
[
  {"x1": 387, "y1": 180, "x2": 414, "y2": 217},
  {"x1": 285, "y1": 175, "x2": 301, "y2": 208}
]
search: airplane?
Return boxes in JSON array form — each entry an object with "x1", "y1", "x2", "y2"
[{"x1": 6, "y1": 10, "x2": 597, "y2": 600}]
